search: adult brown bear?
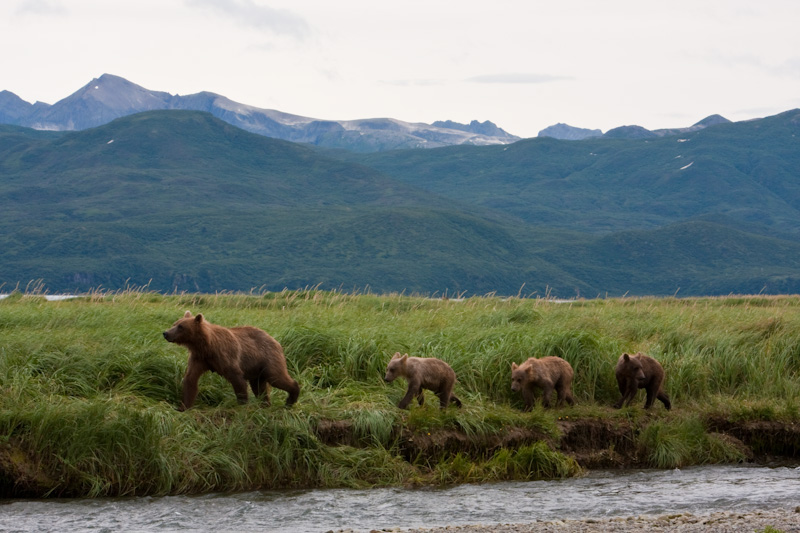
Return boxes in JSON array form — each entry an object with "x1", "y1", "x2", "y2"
[
  {"x1": 383, "y1": 352, "x2": 462, "y2": 409},
  {"x1": 163, "y1": 311, "x2": 300, "y2": 410},
  {"x1": 510, "y1": 356, "x2": 575, "y2": 410},
  {"x1": 614, "y1": 352, "x2": 671, "y2": 410}
]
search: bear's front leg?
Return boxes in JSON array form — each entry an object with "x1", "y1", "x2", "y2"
[
  {"x1": 614, "y1": 377, "x2": 636, "y2": 408},
  {"x1": 556, "y1": 386, "x2": 568, "y2": 407},
  {"x1": 521, "y1": 386, "x2": 536, "y2": 412},
  {"x1": 398, "y1": 381, "x2": 419, "y2": 409},
  {"x1": 617, "y1": 385, "x2": 638, "y2": 408},
  {"x1": 416, "y1": 386, "x2": 425, "y2": 406},
  {"x1": 180, "y1": 357, "x2": 209, "y2": 411},
  {"x1": 541, "y1": 385, "x2": 555, "y2": 408},
  {"x1": 229, "y1": 375, "x2": 250, "y2": 405}
]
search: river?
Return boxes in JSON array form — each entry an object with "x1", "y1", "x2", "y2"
[{"x1": 1, "y1": 464, "x2": 798, "y2": 532}]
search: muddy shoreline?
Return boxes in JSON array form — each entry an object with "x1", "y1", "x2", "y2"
[{"x1": 317, "y1": 416, "x2": 800, "y2": 470}]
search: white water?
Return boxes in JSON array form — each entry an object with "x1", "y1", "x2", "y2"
[{"x1": 1, "y1": 465, "x2": 798, "y2": 532}]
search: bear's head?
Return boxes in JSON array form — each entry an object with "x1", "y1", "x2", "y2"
[
  {"x1": 620, "y1": 353, "x2": 646, "y2": 382},
  {"x1": 510, "y1": 361, "x2": 535, "y2": 391},
  {"x1": 163, "y1": 311, "x2": 205, "y2": 346},
  {"x1": 384, "y1": 352, "x2": 408, "y2": 383}
]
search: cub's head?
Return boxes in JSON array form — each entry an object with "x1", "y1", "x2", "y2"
[
  {"x1": 384, "y1": 352, "x2": 409, "y2": 382},
  {"x1": 510, "y1": 361, "x2": 535, "y2": 392},
  {"x1": 620, "y1": 353, "x2": 646, "y2": 382},
  {"x1": 163, "y1": 311, "x2": 205, "y2": 345}
]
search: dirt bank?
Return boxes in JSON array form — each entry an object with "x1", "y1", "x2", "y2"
[
  {"x1": 3, "y1": 416, "x2": 799, "y2": 497},
  {"x1": 316, "y1": 416, "x2": 800, "y2": 469}
]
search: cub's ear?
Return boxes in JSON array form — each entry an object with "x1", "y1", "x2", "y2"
[
  {"x1": 195, "y1": 313, "x2": 204, "y2": 323},
  {"x1": 622, "y1": 353, "x2": 630, "y2": 361},
  {"x1": 511, "y1": 362, "x2": 518, "y2": 370},
  {"x1": 183, "y1": 310, "x2": 192, "y2": 318},
  {"x1": 391, "y1": 352, "x2": 402, "y2": 359},
  {"x1": 400, "y1": 354, "x2": 409, "y2": 363}
]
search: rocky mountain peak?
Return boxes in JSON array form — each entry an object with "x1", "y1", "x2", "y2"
[{"x1": 538, "y1": 123, "x2": 603, "y2": 141}]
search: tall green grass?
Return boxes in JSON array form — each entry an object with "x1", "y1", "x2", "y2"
[{"x1": 1, "y1": 290, "x2": 799, "y2": 496}]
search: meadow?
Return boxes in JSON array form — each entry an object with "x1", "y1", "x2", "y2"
[{"x1": 1, "y1": 289, "x2": 799, "y2": 497}]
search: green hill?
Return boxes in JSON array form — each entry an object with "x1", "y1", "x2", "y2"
[
  {"x1": 0, "y1": 111, "x2": 559, "y2": 294},
  {"x1": 2, "y1": 109, "x2": 800, "y2": 297},
  {"x1": 342, "y1": 110, "x2": 800, "y2": 237},
  {"x1": 544, "y1": 221, "x2": 800, "y2": 296}
]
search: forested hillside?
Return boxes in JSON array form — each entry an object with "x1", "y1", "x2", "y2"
[{"x1": 2, "y1": 109, "x2": 800, "y2": 296}]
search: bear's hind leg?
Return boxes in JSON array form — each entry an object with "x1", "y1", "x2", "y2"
[
  {"x1": 561, "y1": 384, "x2": 575, "y2": 406},
  {"x1": 270, "y1": 375, "x2": 299, "y2": 406},
  {"x1": 250, "y1": 378, "x2": 265, "y2": 396},
  {"x1": 436, "y1": 389, "x2": 450, "y2": 409},
  {"x1": 250, "y1": 378, "x2": 271, "y2": 406},
  {"x1": 657, "y1": 391, "x2": 672, "y2": 410}
]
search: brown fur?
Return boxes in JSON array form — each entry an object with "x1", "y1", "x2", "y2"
[
  {"x1": 614, "y1": 352, "x2": 671, "y2": 410},
  {"x1": 510, "y1": 356, "x2": 575, "y2": 410},
  {"x1": 163, "y1": 311, "x2": 300, "y2": 410},
  {"x1": 383, "y1": 352, "x2": 462, "y2": 409}
]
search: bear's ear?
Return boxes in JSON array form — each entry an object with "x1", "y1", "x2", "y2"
[
  {"x1": 195, "y1": 313, "x2": 204, "y2": 323},
  {"x1": 622, "y1": 353, "x2": 630, "y2": 361},
  {"x1": 183, "y1": 310, "x2": 192, "y2": 318},
  {"x1": 391, "y1": 352, "x2": 401, "y2": 360},
  {"x1": 511, "y1": 362, "x2": 518, "y2": 370},
  {"x1": 400, "y1": 354, "x2": 408, "y2": 363}
]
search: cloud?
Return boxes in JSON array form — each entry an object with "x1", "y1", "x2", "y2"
[
  {"x1": 186, "y1": 0, "x2": 310, "y2": 39},
  {"x1": 14, "y1": 0, "x2": 67, "y2": 16},
  {"x1": 466, "y1": 73, "x2": 572, "y2": 84}
]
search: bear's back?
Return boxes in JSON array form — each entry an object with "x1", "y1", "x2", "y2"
[{"x1": 408, "y1": 357, "x2": 455, "y2": 387}]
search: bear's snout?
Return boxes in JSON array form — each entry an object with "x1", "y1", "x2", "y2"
[{"x1": 163, "y1": 331, "x2": 174, "y2": 342}]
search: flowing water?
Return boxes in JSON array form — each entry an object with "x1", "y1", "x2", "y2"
[{"x1": 1, "y1": 465, "x2": 798, "y2": 532}]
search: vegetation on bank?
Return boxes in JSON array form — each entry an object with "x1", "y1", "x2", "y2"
[{"x1": 1, "y1": 289, "x2": 799, "y2": 497}]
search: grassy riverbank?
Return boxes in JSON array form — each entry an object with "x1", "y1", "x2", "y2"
[{"x1": 1, "y1": 289, "x2": 799, "y2": 497}]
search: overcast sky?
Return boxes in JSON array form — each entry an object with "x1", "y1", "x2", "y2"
[{"x1": 3, "y1": 0, "x2": 800, "y2": 138}]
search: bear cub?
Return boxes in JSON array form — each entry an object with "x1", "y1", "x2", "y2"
[
  {"x1": 384, "y1": 352, "x2": 462, "y2": 409},
  {"x1": 510, "y1": 356, "x2": 575, "y2": 410},
  {"x1": 163, "y1": 311, "x2": 300, "y2": 410},
  {"x1": 614, "y1": 352, "x2": 671, "y2": 410}
]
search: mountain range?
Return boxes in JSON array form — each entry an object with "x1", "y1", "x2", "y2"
[
  {"x1": 0, "y1": 74, "x2": 519, "y2": 152},
  {"x1": 1, "y1": 103, "x2": 799, "y2": 297},
  {"x1": 0, "y1": 74, "x2": 735, "y2": 151}
]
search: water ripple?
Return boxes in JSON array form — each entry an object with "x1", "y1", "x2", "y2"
[{"x1": 0, "y1": 465, "x2": 798, "y2": 533}]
